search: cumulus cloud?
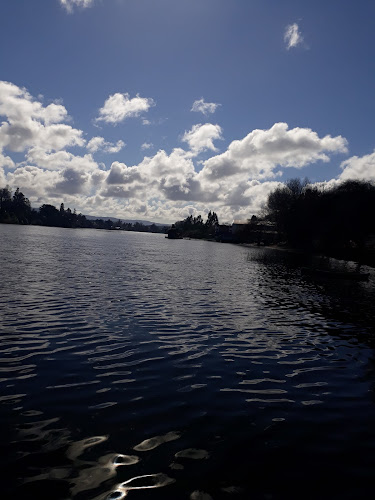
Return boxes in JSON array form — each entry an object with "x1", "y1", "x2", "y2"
[
  {"x1": 99, "y1": 145, "x2": 279, "y2": 213},
  {"x1": 59, "y1": 0, "x2": 95, "y2": 13},
  {"x1": 96, "y1": 92, "x2": 155, "y2": 124},
  {"x1": 182, "y1": 123, "x2": 223, "y2": 153},
  {"x1": 0, "y1": 81, "x2": 356, "y2": 224},
  {"x1": 0, "y1": 152, "x2": 15, "y2": 169},
  {"x1": 101, "y1": 148, "x2": 204, "y2": 203},
  {"x1": 87, "y1": 136, "x2": 125, "y2": 153},
  {"x1": 201, "y1": 122, "x2": 347, "y2": 181},
  {"x1": 0, "y1": 81, "x2": 84, "y2": 153},
  {"x1": 106, "y1": 162, "x2": 142, "y2": 185},
  {"x1": 6, "y1": 162, "x2": 106, "y2": 200},
  {"x1": 0, "y1": 81, "x2": 68, "y2": 124},
  {"x1": 54, "y1": 168, "x2": 93, "y2": 195},
  {"x1": 25, "y1": 148, "x2": 99, "y2": 172},
  {"x1": 284, "y1": 23, "x2": 304, "y2": 50},
  {"x1": 6, "y1": 166, "x2": 61, "y2": 199},
  {"x1": 191, "y1": 98, "x2": 220, "y2": 116},
  {"x1": 340, "y1": 151, "x2": 375, "y2": 181}
]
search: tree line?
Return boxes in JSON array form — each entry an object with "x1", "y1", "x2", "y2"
[
  {"x1": 0, "y1": 187, "x2": 167, "y2": 233},
  {"x1": 170, "y1": 179, "x2": 375, "y2": 262},
  {"x1": 3, "y1": 180, "x2": 375, "y2": 259},
  {"x1": 264, "y1": 178, "x2": 375, "y2": 260}
]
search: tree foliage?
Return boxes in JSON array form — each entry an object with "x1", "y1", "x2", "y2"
[
  {"x1": 174, "y1": 211, "x2": 219, "y2": 238},
  {"x1": 265, "y1": 178, "x2": 375, "y2": 256}
]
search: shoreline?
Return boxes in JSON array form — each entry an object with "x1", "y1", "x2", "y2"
[{"x1": 239, "y1": 241, "x2": 375, "y2": 268}]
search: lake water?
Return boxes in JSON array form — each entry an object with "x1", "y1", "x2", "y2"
[{"x1": 1, "y1": 224, "x2": 375, "y2": 500}]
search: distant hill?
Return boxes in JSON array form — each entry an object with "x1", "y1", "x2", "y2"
[{"x1": 84, "y1": 215, "x2": 169, "y2": 227}]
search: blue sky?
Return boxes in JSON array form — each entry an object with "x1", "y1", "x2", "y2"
[{"x1": 0, "y1": 0, "x2": 374, "y2": 223}]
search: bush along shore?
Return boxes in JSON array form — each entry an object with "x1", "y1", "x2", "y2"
[{"x1": 263, "y1": 178, "x2": 375, "y2": 265}]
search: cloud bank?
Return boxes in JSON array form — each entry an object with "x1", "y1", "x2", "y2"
[{"x1": 0, "y1": 80, "x2": 367, "y2": 224}]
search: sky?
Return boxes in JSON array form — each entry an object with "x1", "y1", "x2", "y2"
[{"x1": 0, "y1": 0, "x2": 374, "y2": 223}]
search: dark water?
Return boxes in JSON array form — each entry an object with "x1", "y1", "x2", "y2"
[{"x1": 1, "y1": 224, "x2": 375, "y2": 500}]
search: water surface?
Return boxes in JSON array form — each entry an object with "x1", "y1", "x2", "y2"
[{"x1": 1, "y1": 224, "x2": 375, "y2": 500}]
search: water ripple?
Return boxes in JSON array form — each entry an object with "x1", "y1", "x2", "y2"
[{"x1": 1, "y1": 226, "x2": 375, "y2": 499}]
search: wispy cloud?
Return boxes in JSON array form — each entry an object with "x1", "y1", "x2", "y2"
[
  {"x1": 96, "y1": 92, "x2": 155, "y2": 125},
  {"x1": 284, "y1": 23, "x2": 304, "y2": 50},
  {"x1": 191, "y1": 98, "x2": 220, "y2": 116},
  {"x1": 59, "y1": 0, "x2": 95, "y2": 14},
  {"x1": 141, "y1": 142, "x2": 153, "y2": 150}
]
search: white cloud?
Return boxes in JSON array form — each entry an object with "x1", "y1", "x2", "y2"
[
  {"x1": 6, "y1": 166, "x2": 61, "y2": 199},
  {"x1": 5, "y1": 120, "x2": 348, "y2": 222},
  {"x1": 0, "y1": 81, "x2": 68, "y2": 124},
  {"x1": 87, "y1": 136, "x2": 125, "y2": 153},
  {"x1": 0, "y1": 152, "x2": 15, "y2": 169},
  {"x1": 284, "y1": 23, "x2": 304, "y2": 50},
  {"x1": 0, "y1": 167, "x2": 6, "y2": 186},
  {"x1": 6, "y1": 162, "x2": 106, "y2": 200},
  {"x1": 0, "y1": 81, "x2": 84, "y2": 153},
  {"x1": 59, "y1": 0, "x2": 95, "y2": 13},
  {"x1": 54, "y1": 167, "x2": 95, "y2": 195},
  {"x1": 106, "y1": 162, "x2": 142, "y2": 185},
  {"x1": 25, "y1": 148, "x2": 99, "y2": 172},
  {"x1": 101, "y1": 148, "x2": 205, "y2": 203},
  {"x1": 201, "y1": 122, "x2": 347, "y2": 181},
  {"x1": 0, "y1": 81, "x2": 356, "y2": 224},
  {"x1": 182, "y1": 123, "x2": 223, "y2": 153},
  {"x1": 340, "y1": 151, "x2": 375, "y2": 181},
  {"x1": 96, "y1": 92, "x2": 155, "y2": 124},
  {"x1": 191, "y1": 98, "x2": 220, "y2": 116}
]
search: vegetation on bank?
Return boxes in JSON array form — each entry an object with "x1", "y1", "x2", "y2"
[
  {"x1": 0, "y1": 187, "x2": 167, "y2": 233},
  {"x1": 3, "y1": 179, "x2": 375, "y2": 262},
  {"x1": 169, "y1": 179, "x2": 375, "y2": 263},
  {"x1": 172, "y1": 211, "x2": 219, "y2": 239},
  {"x1": 264, "y1": 178, "x2": 375, "y2": 260}
]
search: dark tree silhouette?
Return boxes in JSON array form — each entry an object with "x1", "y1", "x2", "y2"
[
  {"x1": 265, "y1": 178, "x2": 375, "y2": 261},
  {"x1": 174, "y1": 211, "x2": 219, "y2": 238}
]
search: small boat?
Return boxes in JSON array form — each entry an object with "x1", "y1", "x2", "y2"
[{"x1": 301, "y1": 267, "x2": 369, "y2": 281}]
